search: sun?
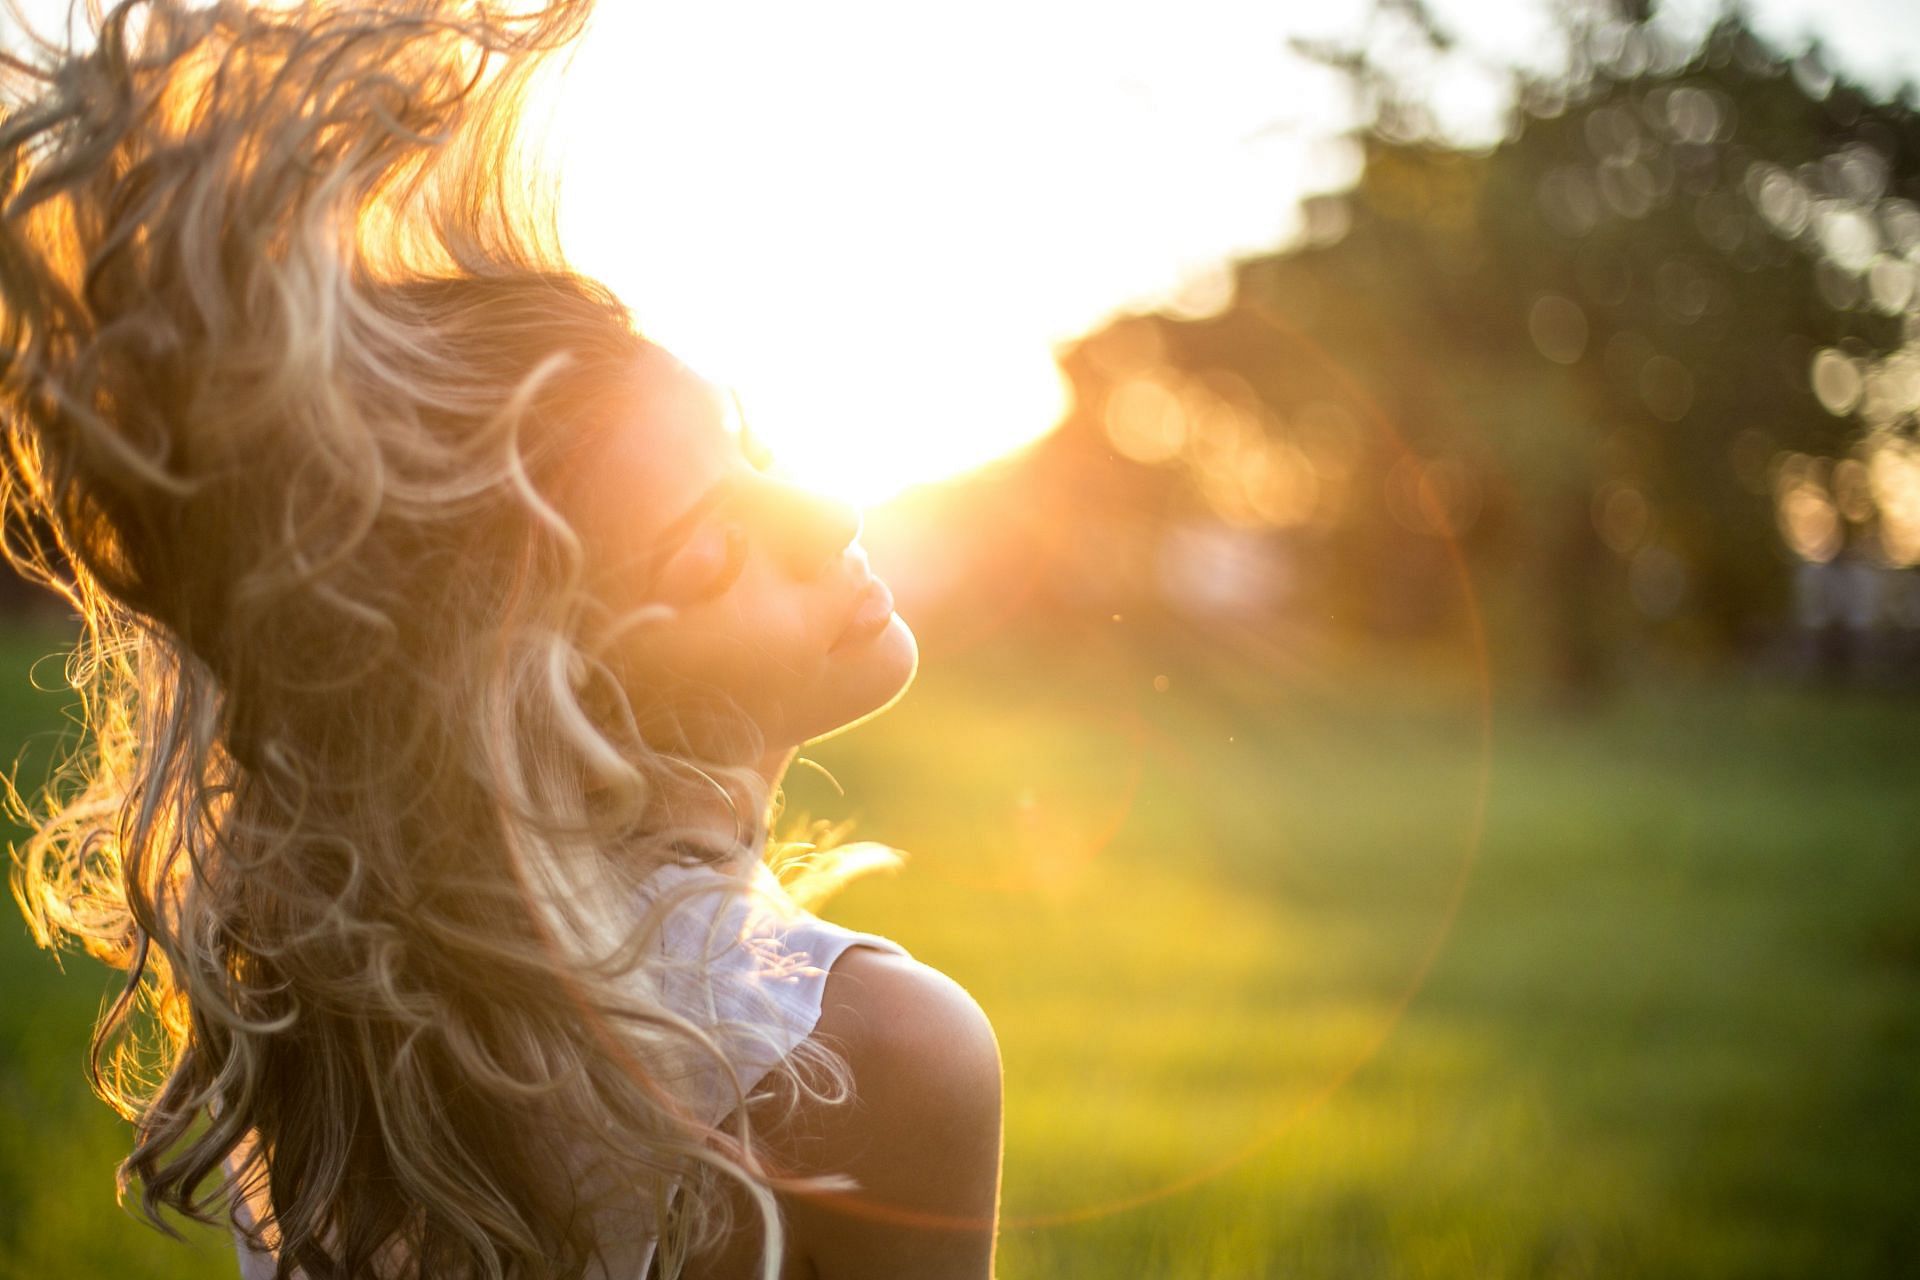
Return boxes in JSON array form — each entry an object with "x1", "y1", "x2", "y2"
[
  {"x1": 567, "y1": 266, "x2": 1076, "y2": 508},
  {"x1": 536, "y1": 2, "x2": 1345, "y2": 509},
  {"x1": 555, "y1": 173, "x2": 1073, "y2": 508},
  {"x1": 544, "y1": 13, "x2": 1074, "y2": 508}
]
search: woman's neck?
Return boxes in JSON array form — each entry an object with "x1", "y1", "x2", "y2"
[{"x1": 647, "y1": 744, "x2": 797, "y2": 857}]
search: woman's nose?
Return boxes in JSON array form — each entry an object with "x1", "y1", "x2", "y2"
[{"x1": 760, "y1": 479, "x2": 862, "y2": 580}]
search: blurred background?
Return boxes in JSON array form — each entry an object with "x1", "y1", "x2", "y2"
[{"x1": 4, "y1": 0, "x2": 1919, "y2": 1276}]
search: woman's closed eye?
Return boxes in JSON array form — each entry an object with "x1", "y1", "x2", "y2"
[{"x1": 655, "y1": 521, "x2": 749, "y2": 603}]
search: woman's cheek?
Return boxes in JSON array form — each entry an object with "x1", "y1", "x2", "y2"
[{"x1": 618, "y1": 590, "x2": 829, "y2": 736}]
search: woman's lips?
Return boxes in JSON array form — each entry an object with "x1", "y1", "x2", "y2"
[{"x1": 830, "y1": 577, "x2": 895, "y2": 651}]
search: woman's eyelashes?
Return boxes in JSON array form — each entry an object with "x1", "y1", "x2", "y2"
[
  {"x1": 739, "y1": 420, "x2": 775, "y2": 474},
  {"x1": 659, "y1": 521, "x2": 749, "y2": 603}
]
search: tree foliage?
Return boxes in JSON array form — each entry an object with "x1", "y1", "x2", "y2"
[{"x1": 1028, "y1": 2, "x2": 1920, "y2": 689}]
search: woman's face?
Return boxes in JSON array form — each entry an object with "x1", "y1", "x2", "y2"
[{"x1": 567, "y1": 347, "x2": 917, "y2": 763}]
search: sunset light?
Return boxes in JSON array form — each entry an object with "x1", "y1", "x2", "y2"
[
  {"x1": 546, "y1": 1, "x2": 1363, "y2": 505},
  {"x1": 541, "y1": 0, "x2": 1920, "y2": 506},
  {"x1": 10, "y1": 0, "x2": 1920, "y2": 1276}
]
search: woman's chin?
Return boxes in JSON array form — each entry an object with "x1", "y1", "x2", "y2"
[{"x1": 804, "y1": 613, "x2": 918, "y2": 745}]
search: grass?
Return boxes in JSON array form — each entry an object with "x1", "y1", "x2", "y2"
[{"x1": 1, "y1": 617, "x2": 1916, "y2": 1278}]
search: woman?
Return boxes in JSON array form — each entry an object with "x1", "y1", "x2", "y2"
[{"x1": 0, "y1": 2, "x2": 1001, "y2": 1277}]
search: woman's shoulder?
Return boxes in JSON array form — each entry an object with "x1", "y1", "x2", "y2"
[
  {"x1": 640, "y1": 855, "x2": 1002, "y2": 1276},
  {"x1": 812, "y1": 946, "x2": 1001, "y2": 1118},
  {"x1": 729, "y1": 861, "x2": 1001, "y2": 1130},
  {"x1": 677, "y1": 943, "x2": 1002, "y2": 1280},
  {"x1": 773, "y1": 947, "x2": 1002, "y2": 1278}
]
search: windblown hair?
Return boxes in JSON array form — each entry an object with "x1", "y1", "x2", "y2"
[{"x1": 0, "y1": 2, "x2": 851, "y2": 1276}]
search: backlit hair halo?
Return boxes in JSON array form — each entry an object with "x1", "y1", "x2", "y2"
[{"x1": 0, "y1": 2, "x2": 878, "y2": 1277}]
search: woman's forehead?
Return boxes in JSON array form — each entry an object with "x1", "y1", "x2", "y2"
[
  {"x1": 576, "y1": 350, "x2": 736, "y2": 531},
  {"x1": 629, "y1": 346, "x2": 734, "y2": 437}
]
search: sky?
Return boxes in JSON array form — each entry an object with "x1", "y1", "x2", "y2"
[
  {"x1": 5, "y1": 0, "x2": 1918, "y2": 500},
  {"x1": 550, "y1": 0, "x2": 1920, "y2": 499}
]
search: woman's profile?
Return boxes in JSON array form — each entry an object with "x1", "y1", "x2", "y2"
[{"x1": 0, "y1": 2, "x2": 1001, "y2": 1277}]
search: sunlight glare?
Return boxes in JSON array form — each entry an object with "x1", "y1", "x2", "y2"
[{"x1": 545, "y1": 0, "x2": 1355, "y2": 506}]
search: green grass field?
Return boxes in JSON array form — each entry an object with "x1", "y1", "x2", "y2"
[{"x1": 2, "y1": 619, "x2": 1916, "y2": 1278}]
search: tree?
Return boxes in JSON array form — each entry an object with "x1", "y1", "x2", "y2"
[{"x1": 1020, "y1": 2, "x2": 1920, "y2": 692}]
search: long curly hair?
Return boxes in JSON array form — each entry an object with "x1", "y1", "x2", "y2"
[{"x1": 0, "y1": 2, "x2": 853, "y2": 1276}]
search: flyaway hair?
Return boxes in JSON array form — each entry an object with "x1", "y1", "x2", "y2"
[{"x1": 0, "y1": 3, "x2": 853, "y2": 1276}]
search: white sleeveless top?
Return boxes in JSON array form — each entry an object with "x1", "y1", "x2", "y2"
[{"x1": 229, "y1": 860, "x2": 907, "y2": 1279}]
